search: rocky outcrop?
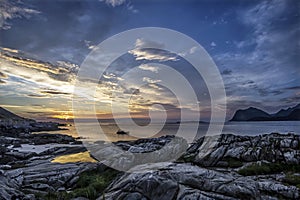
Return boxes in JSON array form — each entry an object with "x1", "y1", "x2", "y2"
[
  {"x1": 89, "y1": 135, "x2": 188, "y2": 171},
  {"x1": 0, "y1": 160, "x2": 100, "y2": 199},
  {"x1": 1, "y1": 117, "x2": 300, "y2": 200},
  {"x1": 184, "y1": 133, "x2": 300, "y2": 167},
  {"x1": 0, "y1": 107, "x2": 66, "y2": 136},
  {"x1": 103, "y1": 162, "x2": 299, "y2": 200},
  {"x1": 99, "y1": 133, "x2": 300, "y2": 200},
  {"x1": 0, "y1": 131, "x2": 94, "y2": 199}
]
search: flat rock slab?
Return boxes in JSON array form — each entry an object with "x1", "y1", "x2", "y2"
[{"x1": 103, "y1": 162, "x2": 299, "y2": 200}]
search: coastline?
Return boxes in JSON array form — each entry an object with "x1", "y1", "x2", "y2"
[{"x1": 1, "y1": 120, "x2": 300, "y2": 199}]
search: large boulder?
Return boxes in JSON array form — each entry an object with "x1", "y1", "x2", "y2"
[{"x1": 102, "y1": 162, "x2": 299, "y2": 200}]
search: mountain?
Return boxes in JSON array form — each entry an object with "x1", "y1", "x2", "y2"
[
  {"x1": 230, "y1": 107, "x2": 271, "y2": 121},
  {"x1": 273, "y1": 104, "x2": 300, "y2": 117},
  {"x1": 0, "y1": 107, "x2": 25, "y2": 120},
  {"x1": 230, "y1": 103, "x2": 300, "y2": 121}
]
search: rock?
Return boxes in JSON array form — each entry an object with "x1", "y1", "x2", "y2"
[
  {"x1": 71, "y1": 197, "x2": 90, "y2": 200},
  {"x1": 30, "y1": 133, "x2": 75, "y2": 145},
  {"x1": 186, "y1": 133, "x2": 300, "y2": 166},
  {"x1": 5, "y1": 151, "x2": 37, "y2": 160},
  {"x1": 283, "y1": 151, "x2": 299, "y2": 164},
  {"x1": 23, "y1": 194, "x2": 36, "y2": 200},
  {"x1": 258, "y1": 180, "x2": 299, "y2": 199},
  {"x1": 20, "y1": 162, "x2": 99, "y2": 195},
  {"x1": 103, "y1": 162, "x2": 299, "y2": 200},
  {"x1": 0, "y1": 165, "x2": 11, "y2": 170},
  {"x1": 95, "y1": 133, "x2": 300, "y2": 199},
  {"x1": 0, "y1": 170, "x2": 25, "y2": 199},
  {"x1": 30, "y1": 183, "x2": 55, "y2": 192},
  {"x1": 91, "y1": 135, "x2": 188, "y2": 171}
]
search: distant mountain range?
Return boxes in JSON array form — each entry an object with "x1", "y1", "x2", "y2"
[
  {"x1": 230, "y1": 103, "x2": 300, "y2": 121},
  {"x1": 0, "y1": 107, "x2": 25, "y2": 120}
]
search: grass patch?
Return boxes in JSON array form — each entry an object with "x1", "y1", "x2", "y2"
[
  {"x1": 223, "y1": 157, "x2": 244, "y2": 168},
  {"x1": 10, "y1": 162, "x2": 26, "y2": 169},
  {"x1": 40, "y1": 167, "x2": 120, "y2": 200},
  {"x1": 283, "y1": 174, "x2": 300, "y2": 189},
  {"x1": 238, "y1": 162, "x2": 300, "y2": 176},
  {"x1": 70, "y1": 168, "x2": 119, "y2": 199}
]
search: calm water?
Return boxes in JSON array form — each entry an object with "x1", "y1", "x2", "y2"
[{"x1": 36, "y1": 121, "x2": 300, "y2": 143}]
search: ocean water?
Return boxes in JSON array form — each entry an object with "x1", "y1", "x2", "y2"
[{"x1": 36, "y1": 121, "x2": 300, "y2": 143}]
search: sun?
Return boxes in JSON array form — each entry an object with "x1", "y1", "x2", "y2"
[{"x1": 52, "y1": 112, "x2": 74, "y2": 120}]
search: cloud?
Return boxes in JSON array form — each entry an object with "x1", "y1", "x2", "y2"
[
  {"x1": 0, "y1": 47, "x2": 76, "y2": 100},
  {"x1": 123, "y1": 88, "x2": 140, "y2": 95},
  {"x1": 214, "y1": 0, "x2": 300, "y2": 114},
  {"x1": 27, "y1": 94, "x2": 48, "y2": 98},
  {"x1": 0, "y1": 0, "x2": 40, "y2": 30},
  {"x1": 41, "y1": 90, "x2": 71, "y2": 95},
  {"x1": 210, "y1": 42, "x2": 217, "y2": 47},
  {"x1": 1, "y1": 48, "x2": 78, "y2": 83},
  {"x1": 129, "y1": 38, "x2": 178, "y2": 62},
  {"x1": 126, "y1": 2, "x2": 138, "y2": 13},
  {"x1": 221, "y1": 69, "x2": 232, "y2": 75},
  {"x1": 142, "y1": 77, "x2": 161, "y2": 84},
  {"x1": 285, "y1": 86, "x2": 300, "y2": 90},
  {"x1": 134, "y1": 38, "x2": 164, "y2": 49},
  {"x1": 84, "y1": 40, "x2": 97, "y2": 50},
  {"x1": 138, "y1": 64, "x2": 159, "y2": 73},
  {"x1": 100, "y1": 0, "x2": 126, "y2": 7}
]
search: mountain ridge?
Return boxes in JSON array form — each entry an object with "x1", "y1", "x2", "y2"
[
  {"x1": 230, "y1": 103, "x2": 300, "y2": 121},
  {"x1": 0, "y1": 107, "x2": 25, "y2": 120}
]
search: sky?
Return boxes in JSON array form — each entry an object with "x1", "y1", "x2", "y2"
[{"x1": 0, "y1": 0, "x2": 299, "y2": 121}]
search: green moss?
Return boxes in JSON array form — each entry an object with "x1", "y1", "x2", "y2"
[
  {"x1": 223, "y1": 157, "x2": 243, "y2": 168},
  {"x1": 35, "y1": 167, "x2": 120, "y2": 200},
  {"x1": 238, "y1": 162, "x2": 300, "y2": 176},
  {"x1": 10, "y1": 162, "x2": 26, "y2": 169},
  {"x1": 283, "y1": 174, "x2": 300, "y2": 189},
  {"x1": 68, "y1": 168, "x2": 119, "y2": 199}
]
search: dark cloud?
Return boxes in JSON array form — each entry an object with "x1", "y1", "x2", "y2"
[
  {"x1": 41, "y1": 90, "x2": 71, "y2": 95},
  {"x1": 0, "y1": 0, "x2": 40, "y2": 30},
  {"x1": 27, "y1": 94, "x2": 48, "y2": 98},
  {"x1": 0, "y1": 79, "x2": 6, "y2": 84},
  {"x1": 285, "y1": 86, "x2": 300, "y2": 90},
  {"x1": 1, "y1": 48, "x2": 77, "y2": 83},
  {"x1": 0, "y1": 0, "x2": 130, "y2": 64},
  {"x1": 0, "y1": 71, "x2": 7, "y2": 78},
  {"x1": 124, "y1": 88, "x2": 140, "y2": 95},
  {"x1": 215, "y1": 0, "x2": 300, "y2": 114},
  {"x1": 221, "y1": 69, "x2": 232, "y2": 75},
  {"x1": 30, "y1": 104, "x2": 44, "y2": 107},
  {"x1": 280, "y1": 95, "x2": 300, "y2": 104}
]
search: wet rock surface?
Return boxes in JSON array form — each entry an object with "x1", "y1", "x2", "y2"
[
  {"x1": 0, "y1": 129, "x2": 300, "y2": 199},
  {"x1": 0, "y1": 122, "x2": 89, "y2": 199},
  {"x1": 103, "y1": 162, "x2": 299, "y2": 200},
  {"x1": 185, "y1": 133, "x2": 300, "y2": 167}
]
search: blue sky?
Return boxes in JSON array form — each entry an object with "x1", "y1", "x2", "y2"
[{"x1": 0, "y1": 0, "x2": 299, "y2": 121}]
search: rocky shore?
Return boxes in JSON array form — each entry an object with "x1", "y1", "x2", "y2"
[
  {"x1": 1, "y1": 123, "x2": 300, "y2": 200},
  {"x1": 104, "y1": 133, "x2": 300, "y2": 200}
]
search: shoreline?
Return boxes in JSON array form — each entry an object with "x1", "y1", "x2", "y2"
[{"x1": 1, "y1": 121, "x2": 300, "y2": 199}]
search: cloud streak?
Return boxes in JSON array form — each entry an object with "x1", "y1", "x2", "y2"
[{"x1": 0, "y1": 0, "x2": 40, "y2": 30}]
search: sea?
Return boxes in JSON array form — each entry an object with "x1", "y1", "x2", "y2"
[{"x1": 35, "y1": 121, "x2": 300, "y2": 143}]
